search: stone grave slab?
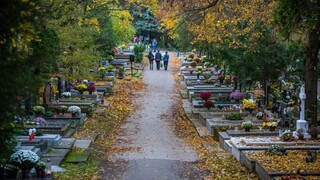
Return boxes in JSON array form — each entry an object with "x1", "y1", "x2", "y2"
[
  {"x1": 41, "y1": 156, "x2": 65, "y2": 166},
  {"x1": 42, "y1": 148, "x2": 70, "y2": 157},
  {"x1": 52, "y1": 165, "x2": 66, "y2": 173},
  {"x1": 73, "y1": 139, "x2": 92, "y2": 149},
  {"x1": 229, "y1": 136, "x2": 320, "y2": 161},
  {"x1": 56, "y1": 138, "x2": 76, "y2": 149},
  {"x1": 95, "y1": 108, "x2": 105, "y2": 114},
  {"x1": 99, "y1": 103, "x2": 110, "y2": 107}
]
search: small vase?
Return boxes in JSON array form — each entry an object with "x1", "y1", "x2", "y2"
[
  {"x1": 89, "y1": 91, "x2": 93, "y2": 95},
  {"x1": 72, "y1": 113, "x2": 77, "y2": 118},
  {"x1": 244, "y1": 128, "x2": 250, "y2": 132}
]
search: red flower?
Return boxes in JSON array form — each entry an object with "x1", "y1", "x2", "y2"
[
  {"x1": 200, "y1": 92, "x2": 211, "y2": 101},
  {"x1": 203, "y1": 100, "x2": 215, "y2": 109}
]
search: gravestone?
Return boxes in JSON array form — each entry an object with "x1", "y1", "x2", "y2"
[{"x1": 295, "y1": 85, "x2": 309, "y2": 138}]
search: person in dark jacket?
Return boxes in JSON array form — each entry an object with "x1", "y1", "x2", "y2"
[
  {"x1": 148, "y1": 51, "x2": 154, "y2": 70},
  {"x1": 155, "y1": 50, "x2": 162, "y2": 70},
  {"x1": 162, "y1": 51, "x2": 169, "y2": 70}
]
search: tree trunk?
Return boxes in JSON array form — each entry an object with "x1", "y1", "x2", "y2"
[{"x1": 305, "y1": 27, "x2": 320, "y2": 126}]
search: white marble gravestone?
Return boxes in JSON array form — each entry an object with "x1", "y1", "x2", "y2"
[{"x1": 295, "y1": 85, "x2": 309, "y2": 138}]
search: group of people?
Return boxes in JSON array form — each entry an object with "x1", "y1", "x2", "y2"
[{"x1": 148, "y1": 50, "x2": 169, "y2": 70}]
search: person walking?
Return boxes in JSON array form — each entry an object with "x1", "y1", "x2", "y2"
[
  {"x1": 155, "y1": 50, "x2": 162, "y2": 70},
  {"x1": 163, "y1": 51, "x2": 169, "y2": 70},
  {"x1": 148, "y1": 51, "x2": 154, "y2": 70},
  {"x1": 232, "y1": 76, "x2": 238, "y2": 91},
  {"x1": 152, "y1": 39, "x2": 157, "y2": 52}
]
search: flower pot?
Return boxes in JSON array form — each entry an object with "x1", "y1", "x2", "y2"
[
  {"x1": 22, "y1": 169, "x2": 31, "y2": 178},
  {"x1": 298, "y1": 134, "x2": 304, "y2": 140},
  {"x1": 36, "y1": 170, "x2": 46, "y2": 178}
]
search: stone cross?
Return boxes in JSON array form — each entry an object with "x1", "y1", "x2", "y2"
[{"x1": 296, "y1": 85, "x2": 309, "y2": 135}]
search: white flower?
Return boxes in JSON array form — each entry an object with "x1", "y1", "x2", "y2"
[
  {"x1": 62, "y1": 92, "x2": 71, "y2": 97},
  {"x1": 10, "y1": 150, "x2": 40, "y2": 169},
  {"x1": 67, "y1": 106, "x2": 81, "y2": 114}
]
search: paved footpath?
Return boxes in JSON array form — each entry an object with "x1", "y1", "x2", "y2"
[{"x1": 103, "y1": 53, "x2": 205, "y2": 180}]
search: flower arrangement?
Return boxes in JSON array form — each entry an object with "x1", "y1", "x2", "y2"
[
  {"x1": 61, "y1": 92, "x2": 71, "y2": 98},
  {"x1": 194, "y1": 57, "x2": 201, "y2": 63},
  {"x1": 281, "y1": 130, "x2": 295, "y2": 141},
  {"x1": 265, "y1": 145, "x2": 287, "y2": 156},
  {"x1": 76, "y1": 84, "x2": 87, "y2": 94},
  {"x1": 256, "y1": 112, "x2": 264, "y2": 120},
  {"x1": 229, "y1": 92, "x2": 244, "y2": 101},
  {"x1": 106, "y1": 65, "x2": 114, "y2": 71},
  {"x1": 35, "y1": 161, "x2": 46, "y2": 171},
  {"x1": 87, "y1": 84, "x2": 95, "y2": 93},
  {"x1": 10, "y1": 150, "x2": 40, "y2": 170},
  {"x1": 66, "y1": 85, "x2": 73, "y2": 92},
  {"x1": 266, "y1": 121, "x2": 278, "y2": 128},
  {"x1": 203, "y1": 100, "x2": 214, "y2": 109},
  {"x1": 188, "y1": 53, "x2": 194, "y2": 59},
  {"x1": 98, "y1": 67, "x2": 106, "y2": 71},
  {"x1": 33, "y1": 106, "x2": 45, "y2": 115},
  {"x1": 120, "y1": 44, "x2": 127, "y2": 49},
  {"x1": 61, "y1": 105, "x2": 68, "y2": 114},
  {"x1": 67, "y1": 106, "x2": 81, "y2": 114},
  {"x1": 242, "y1": 99, "x2": 256, "y2": 112},
  {"x1": 190, "y1": 61, "x2": 197, "y2": 67},
  {"x1": 253, "y1": 88, "x2": 265, "y2": 99},
  {"x1": 200, "y1": 92, "x2": 211, "y2": 101},
  {"x1": 241, "y1": 121, "x2": 253, "y2": 129},
  {"x1": 34, "y1": 117, "x2": 46, "y2": 123},
  {"x1": 242, "y1": 121, "x2": 253, "y2": 130}
]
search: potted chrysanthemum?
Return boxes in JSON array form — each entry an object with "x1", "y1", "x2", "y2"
[
  {"x1": 76, "y1": 84, "x2": 87, "y2": 94},
  {"x1": 229, "y1": 91, "x2": 244, "y2": 102},
  {"x1": 242, "y1": 121, "x2": 253, "y2": 132},
  {"x1": 87, "y1": 83, "x2": 96, "y2": 95},
  {"x1": 35, "y1": 161, "x2": 46, "y2": 178},
  {"x1": 33, "y1": 106, "x2": 45, "y2": 116},
  {"x1": 67, "y1": 106, "x2": 81, "y2": 117},
  {"x1": 10, "y1": 150, "x2": 40, "y2": 178},
  {"x1": 242, "y1": 99, "x2": 256, "y2": 113}
]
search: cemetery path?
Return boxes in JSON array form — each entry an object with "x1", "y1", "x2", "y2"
[{"x1": 102, "y1": 52, "x2": 205, "y2": 179}]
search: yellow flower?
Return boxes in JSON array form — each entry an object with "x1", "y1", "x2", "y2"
[{"x1": 99, "y1": 67, "x2": 105, "y2": 70}]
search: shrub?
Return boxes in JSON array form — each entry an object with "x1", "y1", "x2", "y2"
[
  {"x1": 224, "y1": 113, "x2": 244, "y2": 120},
  {"x1": 133, "y1": 44, "x2": 145, "y2": 63}
]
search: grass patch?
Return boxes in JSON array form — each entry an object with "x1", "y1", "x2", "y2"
[
  {"x1": 64, "y1": 151, "x2": 90, "y2": 163},
  {"x1": 54, "y1": 156, "x2": 100, "y2": 180}
]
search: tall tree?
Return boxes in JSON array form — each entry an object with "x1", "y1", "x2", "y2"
[
  {"x1": 274, "y1": 0, "x2": 320, "y2": 126},
  {"x1": 0, "y1": 0, "x2": 59, "y2": 162}
]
